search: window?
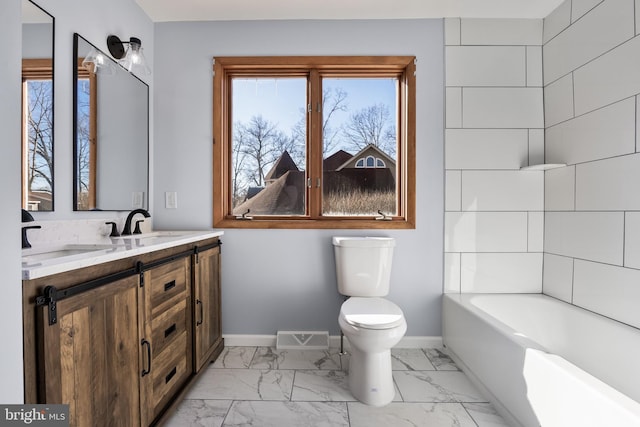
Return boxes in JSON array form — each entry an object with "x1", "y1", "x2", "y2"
[{"x1": 213, "y1": 56, "x2": 415, "y2": 229}]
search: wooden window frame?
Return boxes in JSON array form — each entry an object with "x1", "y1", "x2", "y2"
[
  {"x1": 75, "y1": 59, "x2": 98, "y2": 210},
  {"x1": 213, "y1": 56, "x2": 416, "y2": 229}
]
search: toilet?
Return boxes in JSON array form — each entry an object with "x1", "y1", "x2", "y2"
[{"x1": 333, "y1": 236, "x2": 407, "y2": 407}]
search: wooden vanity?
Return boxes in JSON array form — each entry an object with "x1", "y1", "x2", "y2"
[{"x1": 21, "y1": 231, "x2": 223, "y2": 426}]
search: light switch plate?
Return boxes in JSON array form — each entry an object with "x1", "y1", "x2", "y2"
[
  {"x1": 132, "y1": 192, "x2": 144, "y2": 208},
  {"x1": 165, "y1": 192, "x2": 178, "y2": 209}
]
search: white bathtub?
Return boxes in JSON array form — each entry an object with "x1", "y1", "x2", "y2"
[{"x1": 443, "y1": 293, "x2": 640, "y2": 427}]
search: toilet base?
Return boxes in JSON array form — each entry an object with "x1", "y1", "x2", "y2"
[{"x1": 347, "y1": 347, "x2": 395, "y2": 406}]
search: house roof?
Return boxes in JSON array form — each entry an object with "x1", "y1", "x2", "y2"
[
  {"x1": 233, "y1": 170, "x2": 305, "y2": 215},
  {"x1": 265, "y1": 151, "x2": 299, "y2": 181},
  {"x1": 335, "y1": 144, "x2": 396, "y2": 171},
  {"x1": 323, "y1": 150, "x2": 353, "y2": 171}
]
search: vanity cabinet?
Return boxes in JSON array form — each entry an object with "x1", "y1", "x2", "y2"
[
  {"x1": 22, "y1": 236, "x2": 223, "y2": 427},
  {"x1": 193, "y1": 244, "x2": 222, "y2": 372}
]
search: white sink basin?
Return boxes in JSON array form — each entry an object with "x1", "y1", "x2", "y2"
[
  {"x1": 115, "y1": 231, "x2": 194, "y2": 240},
  {"x1": 22, "y1": 244, "x2": 123, "y2": 264}
]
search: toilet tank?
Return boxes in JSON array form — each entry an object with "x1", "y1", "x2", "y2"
[{"x1": 332, "y1": 236, "x2": 395, "y2": 297}]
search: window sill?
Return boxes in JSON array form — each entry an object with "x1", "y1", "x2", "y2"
[{"x1": 213, "y1": 217, "x2": 415, "y2": 230}]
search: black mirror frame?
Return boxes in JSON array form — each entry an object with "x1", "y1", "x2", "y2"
[{"x1": 23, "y1": 0, "x2": 55, "y2": 212}]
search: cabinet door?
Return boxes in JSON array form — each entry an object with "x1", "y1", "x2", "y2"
[
  {"x1": 193, "y1": 244, "x2": 222, "y2": 371},
  {"x1": 38, "y1": 275, "x2": 141, "y2": 427}
]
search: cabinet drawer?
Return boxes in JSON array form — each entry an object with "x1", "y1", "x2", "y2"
[
  {"x1": 151, "y1": 332, "x2": 189, "y2": 417},
  {"x1": 147, "y1": 258, "x2": 189, "y2": 317},
  {"x1": 152, "y1": 298, "x2": 188, "y2": 355}
]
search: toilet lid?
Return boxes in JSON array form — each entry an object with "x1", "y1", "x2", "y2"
[{"x1": 340, "y1": 297, "x2": 405, "y2": 330}]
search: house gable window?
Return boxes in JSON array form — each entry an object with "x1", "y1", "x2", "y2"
[
  {"x1": 213, "y1": 56, "x2": 416, "y2": 229},
  {"x1": 355, "y1": 156, "x2": 386, "y2": 168}
]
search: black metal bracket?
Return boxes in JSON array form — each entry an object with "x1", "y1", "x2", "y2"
[
  {"x1": 194, "y1": 240, "x2": 223, "y2": 264},
  {"x1": 35, "y1": 286, "x2": 58, "y2": 326}
]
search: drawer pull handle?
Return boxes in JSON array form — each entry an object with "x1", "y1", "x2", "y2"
[
  {"x1": 164, "y1": 280, "x2": 176, "y2": 292},
  {"x1": 165, "y1": 367, "x2": 177, "y2": 384},
  {"x1": 164, "y1": 323, "x2": 177, "y2": 338},
  {"x1": 141, "y1": 339, "x2": 152, "y2": 377},
  {"x1": 196, "y1": 299, "x2": 203, "y2": 326}
]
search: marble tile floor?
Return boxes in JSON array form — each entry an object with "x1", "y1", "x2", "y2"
[{"x1": 165, "y1": 347, "x2": 511, "y2": 427}]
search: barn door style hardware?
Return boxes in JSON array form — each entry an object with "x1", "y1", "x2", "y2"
[{"x1": 35, "y1": 267, "x2": 137, "y2": 325}]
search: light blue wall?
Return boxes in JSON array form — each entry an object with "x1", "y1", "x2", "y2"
[
  {"x1": 153, "y1": 19, "x2": 445, "y2": 336},
  {"x1": 0, "y1": 0, "x2": 26, "y2": 404}
]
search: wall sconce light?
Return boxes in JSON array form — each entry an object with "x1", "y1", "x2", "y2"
[
  {"x1": 106, "y1": 35, "x2": 151, "y2": 75},
  {"x1": 81, "y1": 46, "x2": 115, "y2": 75}
]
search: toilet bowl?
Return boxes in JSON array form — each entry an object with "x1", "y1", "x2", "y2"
[
  {"x1": 339, "y1": 297, "x2": 407, "y2": 406},
  {"x1": 333, "y1": 236, "x2": 406, "y2": 406}
]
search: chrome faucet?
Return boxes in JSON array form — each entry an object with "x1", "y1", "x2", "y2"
[{"x1": 122, "y1": 209, "x2": 150, "y2": 235}]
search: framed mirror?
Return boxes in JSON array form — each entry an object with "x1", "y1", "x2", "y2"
[
  {"x1": 22, "y1": 0, "x2": 54, "y2": 211},
  {"x1": 73, "y1": 33, "x2": 149, "y2": 211}
]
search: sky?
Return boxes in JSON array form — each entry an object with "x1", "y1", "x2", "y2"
[{"x1": 231, "y1": 76, "x2": 398, "y2": 155}]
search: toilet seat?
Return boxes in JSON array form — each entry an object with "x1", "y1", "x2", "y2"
[{"x1": 340, "y1": 297, "x2": 405, "y2": 330}]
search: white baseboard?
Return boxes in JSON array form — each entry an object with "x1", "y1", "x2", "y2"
[{"x1": 223, "y1": 334, "x2": 442, "y2": 349}]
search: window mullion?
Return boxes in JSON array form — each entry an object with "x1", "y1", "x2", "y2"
[{"x1": 308, "y1": 69, "x2": 323, "y2": 219}]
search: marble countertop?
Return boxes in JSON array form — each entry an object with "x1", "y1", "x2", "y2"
[{"x1": 22, "y1": 230, "x2": 224, "y2": 280}]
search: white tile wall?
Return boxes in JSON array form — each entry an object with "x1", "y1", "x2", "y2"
[
  {"x1": 624, "y1": 212, "x2": 640, "y2": 268},
  {"x1": 637, "y1": 0, "x2": 640, "y2": 35},
  {"x1": 543, "y1": 0, "x2": 571, "y2": 43},
  {"x1": 528, "y1": 212, "x2": 544, "y2": 252},
  {"x1": 542, "y1": 254, "x2": 574, "y2": 302},
  {"x1": 461, "y1": 171, "x2": 543, "y2": 211},
  {"x1": 573, "y1": 259, "x2": 640, "y2": 329},
  {"x1": 445, "y1": 212, "x2": 528, "y2": 253},
  {"x1": 444, "y1": 252, "x2": 461, "y2": 293},
  {"x1": 572, "y1": 0, "x2": 605, "y2": 22},
  {"x1": 526, "y1": 46, "x2": 543, "y2": 87},
  {"x1": 545, "y1": 98, "x2": 636, "y2": 165},
  {"x1": 460, "y1": 19, "x2": 542, "y2": 45},
  {"x1": 462, "y1": 88, "x2": 544, "y2": 128},
  {"x1": 573, "y1": 36, "x2": 640, "y2": 115},
  {"x1": 544, "y1": 212, "x2": 624, "y2": 265},
  {"x1": 543, "y1": 0, "x2": 640, "y2": 328},
  {"x1": 446, "y1": 87, "x2": 462, "y2": 128},
  {"x1": 544, "y1": 165, "x2": 575, "y2": 211},
  {"x1": 445, "y1": 171, "x2": 462, "y2": 211},
  {"x1": 637, "y1": 97, "x2": 640, "y2": 152},
  {"x1": 445, "y1": 129, "x2": 528, "y2": 170},
  {"x1": 460, "y1": 253, "x2": 543, "y2": 293},
  {"x1": 575, "y1": 153, "x2": 640, "y2": 210},
  {"x1": 543, "y1": 0, "x2": 634, "y2": 84},
  {"x1": 446, "y1": 46, "x2": 526, "y2": 87},
  {"x1": 445, "y1": 18, "x2": 544, "y2": 294},
  {"x1": 543, "y1": 73, "x2": 574, "y2": 127},
  {"x1": 529, "y1": 129, "x2": 545, "y2": 165}
]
